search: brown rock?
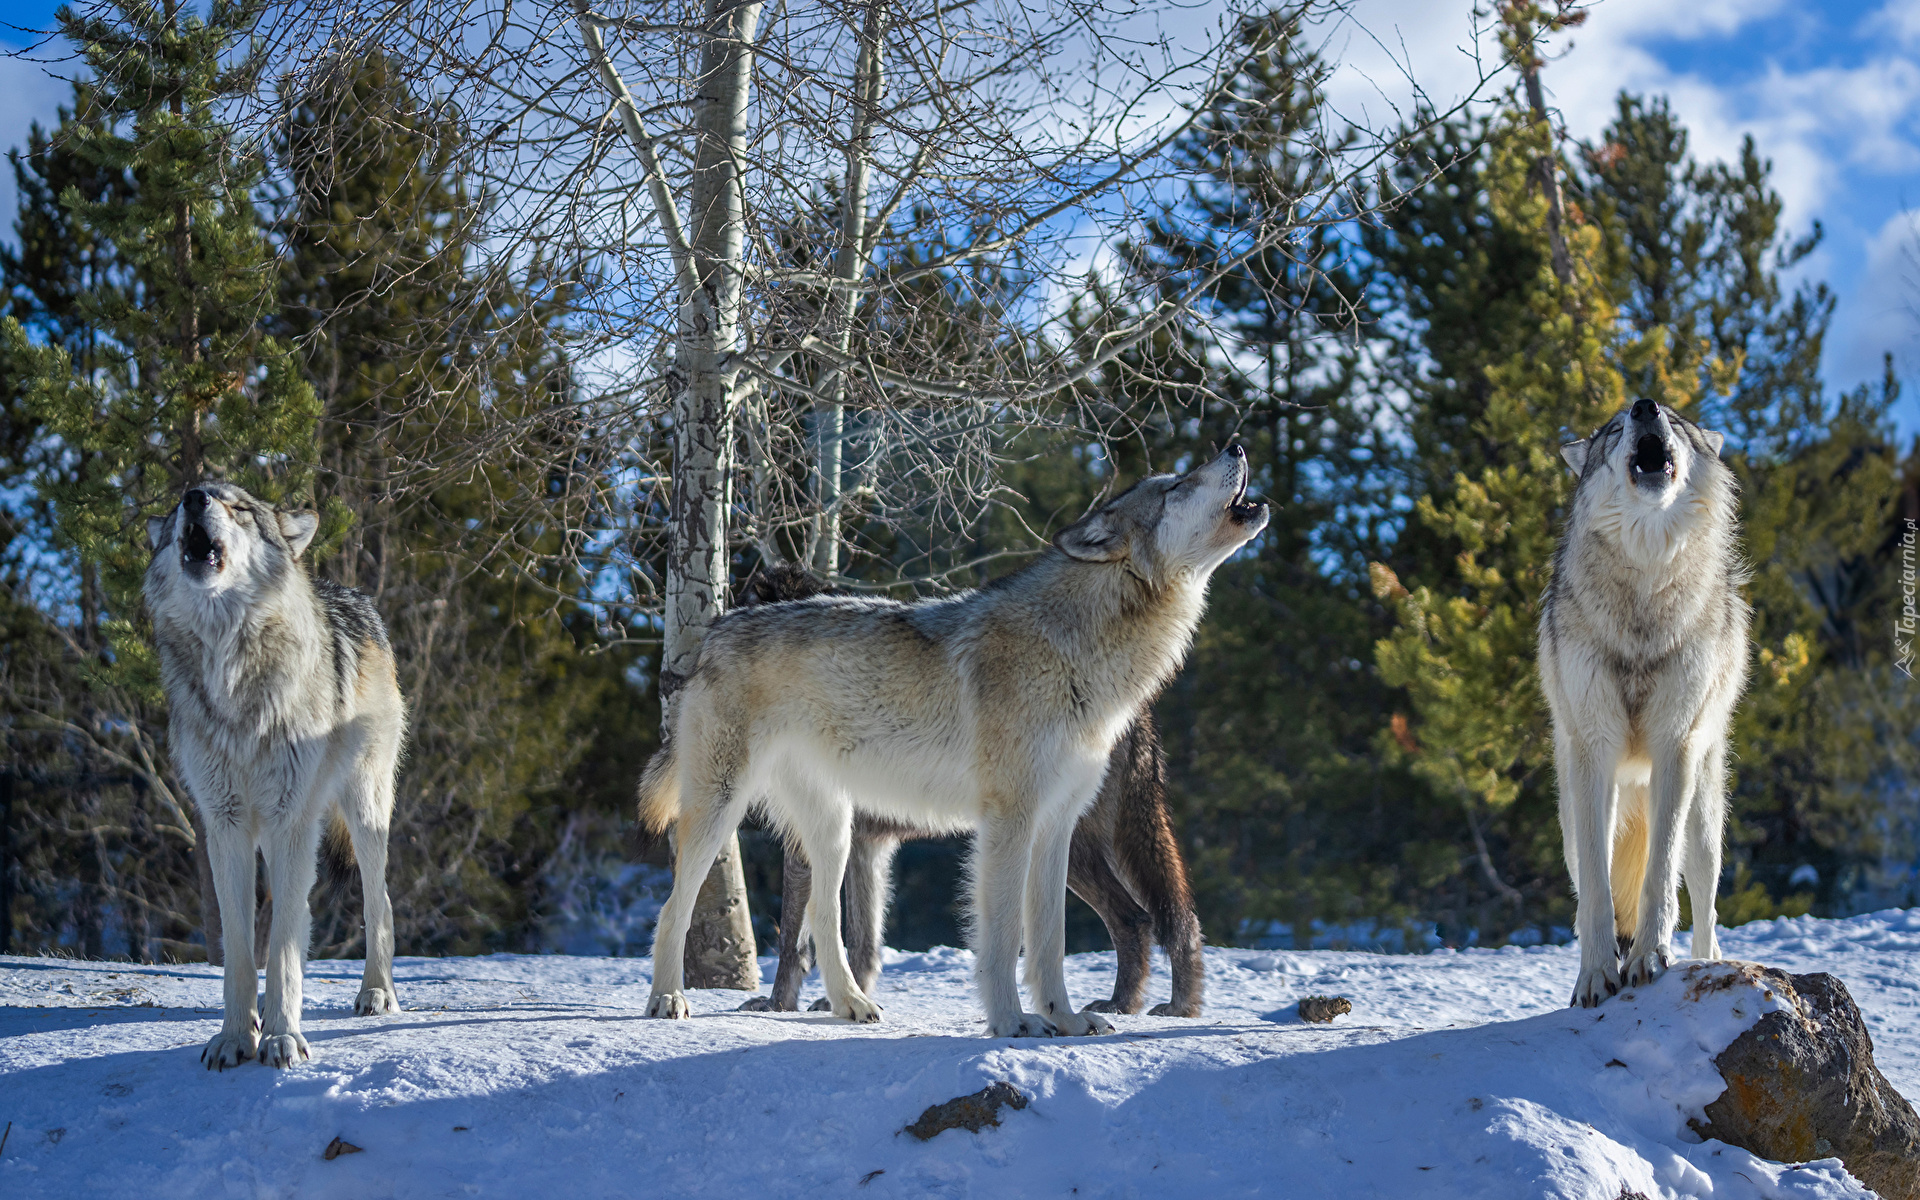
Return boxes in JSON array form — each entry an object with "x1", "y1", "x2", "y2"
[
  {"x1": 1691, "y1": 967, "x2": 1920, "y2": 1200},
  {"x1": 1298, "y1": 995, "x2": 1352, "y2": 1023},
  {"x1": 901, "y1": 1082, "x2": 1030, "y2": 1141}
]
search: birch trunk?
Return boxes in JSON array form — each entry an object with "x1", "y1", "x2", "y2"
[
  {"x1": 810, "y1": 1, "x2": 886, "y2": 577},
  {"x1": 667, "y1": 0, "x2": 763, "y2": 990}
]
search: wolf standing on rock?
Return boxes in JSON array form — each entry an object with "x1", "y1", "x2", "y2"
[
  {"x1": 640, "y1": 446, "x2": 1266, "y2": 1036},
  {"x1": 1540, "y1": 399, "x2": 1748, "y2": 1009},
  {"x1": 146, "y1": 482, "x2": 406, "y2": 1068}
]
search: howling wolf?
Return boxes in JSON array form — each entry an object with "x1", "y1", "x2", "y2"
[
  {"x1": 640, "y1": 446, "x2": 1265, "y2": 1035},
  {"x1": 146, "y1": 482, "x2": 406, "y2": 1067},
  {"x1": 1539, "y1": 399, "x2": 1748, "y2": 1008},
  {"x1": 732, "y1": 565, "x2": 1205, "y2": 1019}
]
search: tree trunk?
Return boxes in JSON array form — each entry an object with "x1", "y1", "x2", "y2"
[
  {"x1": 668, "y1": 0, "x2": 764, "y2": 991},
  {"x1": 810, "y1": 1, "x2": 886, "y2": 577}
]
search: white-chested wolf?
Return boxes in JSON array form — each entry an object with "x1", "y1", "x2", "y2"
[
  {"x1": 731, "y1": 566, "x2": 1206, "y2": 1020},
  {"x1": 640, "y1": 446, "x2": 1266, "y2": 1036},
  {"x1": 1540, "y1": 398, "x2": 1749, "y2": 1008},
  {"x1": 146, "y1": 482, "x2": 406, "y2": 1068}
]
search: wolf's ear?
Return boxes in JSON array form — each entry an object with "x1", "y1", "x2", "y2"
[
  {"x1": 1054, "y1": 511, "x2": 1129, "y2": 563},
  {"x1": 1698, "y1": 426, "x2": 1726, "y2": 456},
  {"x1": 147, "y1": 513, "x2": 169, "y2": 549},
  {"x1": 277, "y1": 509, "x2": 319, "y2": 558},
  {"x1": 1559, "y1": 439, "x2": 1590, "y2": 476}
]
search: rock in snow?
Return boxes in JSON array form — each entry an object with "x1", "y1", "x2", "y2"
[
  {"x1": 1694, "y1": 966, "x2": 1920, "y2": 1200},
  {"x1": 5, "y1": 911, "x2": 1920, "y2": 1197}
]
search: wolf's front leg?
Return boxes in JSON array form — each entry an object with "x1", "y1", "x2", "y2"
[
  {"x1": 1681, "y1": 742, "x2": 1728, "y2": 963},
  {"x1": 1564, "y1": 751, "x2": 1623, "y2": 1008},
  {"x1": 202, "y1": 825, "x2": 261, "y2": 1070},
  {"x1": 1625, "y1": 744, "x2": 1697, "y2": 988},
  {"x1": 1025, "y1": 808, "x2": 1111, "y2": 1036},
  {"x1": 974, "y1": 808, "x2": 1055, "y2": 1037},
  {"x1": 258, "y1": 820, "x2": 321, "y2": 1067},
  {"x1": 341, "y1": 766, "x2": 401, "y2": 1016}
]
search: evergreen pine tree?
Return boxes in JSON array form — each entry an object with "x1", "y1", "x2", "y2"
[{"x1": 3, "y1": 0, "x2": 317, "y2": 687}]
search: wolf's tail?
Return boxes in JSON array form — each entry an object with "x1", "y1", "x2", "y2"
[
  {"x1": 321, "y1": 809, "x2": 357, "y2": 888},
  {"x1": 637, "y1": 744, "x2": 682, "y2": 836}
]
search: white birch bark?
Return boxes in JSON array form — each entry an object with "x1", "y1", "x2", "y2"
[{"x1": 657, "y1": 0, "x2": 763, "y2": 990}]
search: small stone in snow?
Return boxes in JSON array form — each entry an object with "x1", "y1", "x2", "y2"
[
  {"x1": 323, "y1": 1136, "x2": 363, "y2": 1161},
  {"x1": 901, "y1": 1082, "x2": 1029, "y2": 1140},
  {"x1": 1298, "y1": 996, "x2": 1352, "y2": 1023}
]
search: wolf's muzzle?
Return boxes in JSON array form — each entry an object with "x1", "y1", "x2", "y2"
[{"x1": 179, "y1": 491, "x2": 224, "y2": 571}]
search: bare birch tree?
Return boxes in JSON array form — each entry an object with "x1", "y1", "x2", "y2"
[{"x1": 230, "y1": 0, "x2": 1490, "y2": 986}]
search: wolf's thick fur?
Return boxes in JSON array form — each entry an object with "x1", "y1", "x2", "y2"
[
  {"x1": 1540, "y1": 399, "x2": 1749, "y2": 1008},
  {"x1": 146, "y1": 482, "x2": 406, "y2": 1068},
  {"x1": 730, "y1": 566, "x2": 1205, "y2": 1018},
  {"x1": 640, "y1": 447, "x2": 1265, "y2": 1035}
]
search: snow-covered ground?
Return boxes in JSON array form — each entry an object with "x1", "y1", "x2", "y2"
[{"x1": 4, "y1": 910, "x2": 1918, "y2": 1198}]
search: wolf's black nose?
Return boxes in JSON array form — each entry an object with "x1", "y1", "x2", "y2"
[
  {"x1": 1631, "y1": 398, "x2": 1659, "y2": 423},
  {"x1": 184, "y1": 489, "x2": 208, "y2": 514},
  {"x1": 1227, "y1": 443, "x2": 1246, "y2": 460}
]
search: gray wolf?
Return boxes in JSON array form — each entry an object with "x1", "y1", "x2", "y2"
[
  {"x1": 730, "y1": 566, "x2": 1204, "y2": 1018},
  {"x1": 146, "y1": 482, "x2": 406, "y2": 1067},
  {"x1": 1539, "y1": 398, "x2": 1748, "y2": 1007},
  {"x1": 640, "y1": 446, "x2": 1265, "y2": 1035}
]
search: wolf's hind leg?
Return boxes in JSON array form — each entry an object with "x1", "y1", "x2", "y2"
[
  {"x1": 647, "y1": 757, "x2": 750, "y2": 1020},
  {"x1": 742, "y1": 844, "x2": 813, "y2": 1012},
  {"x1": 340, "y1": 750, "x2": 401, "y2": 1016},
  {"x1": 791, "y1": 800, "x2": 882, "y2": 1024},
  {"x1": 1067, "y1": 832, "x2": 1152, "y2": 1015},
  {"x1": 202, "y1": 819, "x2": 262, "y2": 1069},
  {"x1": 258, "y1": 815, "x2": 321, "y2": 1067},
  {"x1": 1681, "y1": 744, "x2": 1727, "y2": 962},
  {"x1": 844, "y1": 830, "x2": 898, "y2": 999}
]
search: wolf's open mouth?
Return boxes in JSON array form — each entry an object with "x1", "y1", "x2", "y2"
[
  {"x1": 182, "y1": 521, "x2": 223, "y2": 571},
  {"x1": 1225, "y1": 471, "x2": 1265, "y2": 523},
  {"x1": 1630, "y1": 434, "x2": 1674, "y2": 486}
]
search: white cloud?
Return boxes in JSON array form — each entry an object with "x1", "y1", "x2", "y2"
[{"x1": 1833, "y1": 209, "x2": 1920, "y2": 392}]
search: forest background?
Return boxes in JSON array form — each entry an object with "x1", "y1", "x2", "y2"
[{"x1": 2, "y1": 0, "x2": 1916, "y2": 968}]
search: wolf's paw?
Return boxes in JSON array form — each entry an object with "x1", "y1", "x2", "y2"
[
  {"x1": 353, "y1": 987, "x2": 400, "y2": 1016},
  {"x1": 1148, "y1": 1001, "x2": 1202, "y2": 1018},
  {"x1": 647, "y1": 991, "x2": 691, "y2": 1019},
  {"x1": 1080, "y1": 999, "x2": 1132, "y2": 1014},
  {"x1": 1624, "y1": 946, "x2": 1670, "y2": 988},
  {"x1": 200, "y1": 1027, "x2": 258, "y2": 1071},
  {"x1": 259, "y1": 1032, "x2": 311, "y2": 1069},
  {"x1": 1570, "y1": 962, "x2": 1621, "y2": 1009},
  {"x1": 987, "y1": 1012, "x2": 1059, "y2": 1038},
  {"x1": 808, "y1": 997, "x2": 832, "y2": 1013},
  {"x1": 833, "y1": 993, "x2": 883, "y2": 1024},
  {"x1": 1052, "y1": 1008, "x2": 1114, "y2": 1036}
]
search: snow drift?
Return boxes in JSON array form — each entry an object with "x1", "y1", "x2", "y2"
[{"x1": 5, "y1": 910, "x2": 1920, "y2": 1198}]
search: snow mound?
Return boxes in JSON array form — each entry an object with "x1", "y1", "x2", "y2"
[{"x1": 4, "y1": 919, "x2": 1915, "y2": 1198}]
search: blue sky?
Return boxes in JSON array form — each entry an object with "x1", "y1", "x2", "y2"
[{"x1": 3, "y1": 0, "x2": 1919, "y2": 438}]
